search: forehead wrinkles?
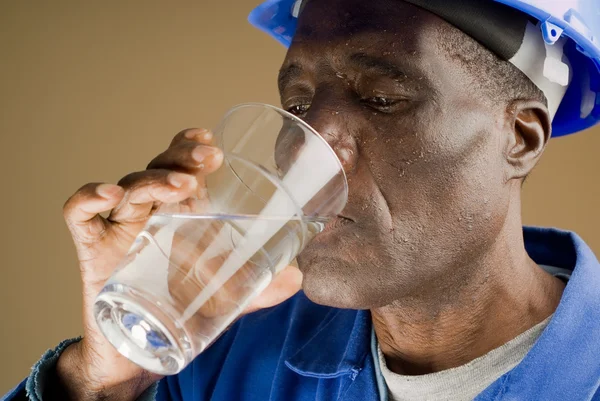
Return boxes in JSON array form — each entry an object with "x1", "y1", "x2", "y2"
[{"x1": 295, "y1": 0, "x2": 430, "y2": 52}]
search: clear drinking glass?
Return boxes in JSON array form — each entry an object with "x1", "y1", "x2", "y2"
[{"x1": 93, "y1": 103, "x2": 348, "y2": 375}]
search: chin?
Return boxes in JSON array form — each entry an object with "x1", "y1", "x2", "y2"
[
  {"x1": 297, "y1": 237, "x2": 422, "y2": 309},
  {"x1": 297, "y1": 250, "x2": 377, "y2": 309}
]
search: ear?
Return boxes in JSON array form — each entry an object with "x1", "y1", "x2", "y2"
[{"x1": 504, "y1": 100, "x2": 551, "y2": 180}]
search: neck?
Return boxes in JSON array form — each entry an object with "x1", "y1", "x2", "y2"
[{"x1": 372, "y1": 215, "x2": 565, "y2": 376}]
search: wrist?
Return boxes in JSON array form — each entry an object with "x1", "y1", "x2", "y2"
[{"x1": 53, "y1": 341, "x2": 155, "y2": 401}]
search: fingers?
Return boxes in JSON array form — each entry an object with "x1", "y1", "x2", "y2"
[
  {"x1": 150, "y1": 128, "x2": 223, "y2": 173},
  {"x1": 108, "y1": 170, "x2": 198, "y2": 223},
  {"x1": 147, "y1": 141, "x2": 223, "y2": 174},
  {"x1": 170, "y1": 128, "x2": 215, "y2": 147},
  {"x1": 64, "y1": 128, "x2": 221, "y2": 246},
  {"x1": 121, "y1": 127, "x2": 223, "y2": 223},
  {"x1": 63, "y1": 183, "x2": 125, "y2": 243}
]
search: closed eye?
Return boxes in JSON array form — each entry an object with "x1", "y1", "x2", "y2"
[{"x1": 361, "y1": 96, "x2": 405, "y2": 112}]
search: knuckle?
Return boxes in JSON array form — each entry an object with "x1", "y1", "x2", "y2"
[
  {"x1": 63, "y1": 183, "x2": 101, "y2": 215},
  {"x1": 146, "y1": 151, "x2": 168, "y2": 170},
  {"x1": 149, "y1": 142, "x2": 197, "y2": 170},
  {"x1": 118, "y1": 169, "x2": 169, "y2": 189},
  {"x1": 117, "y1": 171, "x2": 145, "y2": 187},
  {"x1": 62, "y1": 199, "x2": 72, "y2": 217}
]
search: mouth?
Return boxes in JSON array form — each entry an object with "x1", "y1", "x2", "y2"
[{"x1": 321, "y1": 215, "x2": 354, "y2": 234}]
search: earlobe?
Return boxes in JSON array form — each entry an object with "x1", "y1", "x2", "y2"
[{"x1": 505, "y1": 100, "x2": 551, "y2": 180}]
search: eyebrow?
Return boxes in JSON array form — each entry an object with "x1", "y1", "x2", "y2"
[
  {"x1": 278, "y1": 64, "x2": 304, "y2": 92},
  {"x1": 349, "y1": 53, "x2": 406, "y2": 78},
  {"x1": 278, "y1": 53, "x2": 407, "y2": 92}
]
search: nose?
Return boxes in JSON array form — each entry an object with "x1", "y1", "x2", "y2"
[{"x1": 303, "y1": 96, "x2": 359, "y2": 174}]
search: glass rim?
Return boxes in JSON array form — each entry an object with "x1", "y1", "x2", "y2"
[{"x1": 217, "y1": 102, "x2": 349, "y2": 214}]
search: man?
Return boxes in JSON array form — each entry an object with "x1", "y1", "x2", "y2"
[{"x1": 4, "y1": 0, "x2": 600, "y2": 400}]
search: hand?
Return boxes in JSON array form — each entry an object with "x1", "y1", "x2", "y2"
[{"x1": 56, "y1": 128, "x2": 303, "y2": 401}]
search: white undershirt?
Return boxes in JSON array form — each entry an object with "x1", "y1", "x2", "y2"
[
  {"x1": 377, "y1": 315, "x2": 552, "y2": 401},
  {"x1": 376, "y1": 265, "x2": 571, "y2": 401}
]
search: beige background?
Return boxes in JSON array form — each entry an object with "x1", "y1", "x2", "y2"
[{"x1": 0, "y1": 1, "x2": 598, "y2": 394}]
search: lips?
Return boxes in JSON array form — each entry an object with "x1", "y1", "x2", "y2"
[{"x1": 322, "y1": 215, "x2": 354, "y2": 233}]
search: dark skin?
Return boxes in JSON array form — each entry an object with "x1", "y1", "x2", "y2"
[
  {"x1": 47, "y1": 1, "x2": 567, "y2": 399},
  {"x1": 283, "y1": 0, "x2": 566, "y2": 375}
]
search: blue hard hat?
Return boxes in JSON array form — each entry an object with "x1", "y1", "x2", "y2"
[{"x1": 248, "y1": 0, "x2": 600, "y2": 137}]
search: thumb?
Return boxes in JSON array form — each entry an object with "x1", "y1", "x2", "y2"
[
  {"x1": 63, "y1": 183, "x2": 125, "y2": 245},
  {"x1": 245, "y1": 265, "x2": 303, "y2": 313}
]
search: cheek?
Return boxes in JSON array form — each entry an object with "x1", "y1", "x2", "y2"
[{"x1": 363, "y1": 105, "x2": 508, "y2": 248}]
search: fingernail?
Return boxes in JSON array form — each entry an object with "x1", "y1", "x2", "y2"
[
  {"x1": 168, "y1": 172, "x2": 191, "y2": 188},
  {"x1": 201, "y1": 131, "x2": 213, "y2": 141},
  {"x1": 192, "y1": 146, "x2": 216, "y2": 163},
  {"x1": 185, "y1": 128, "x2": 208, "y2": 139},
  {"x1": 213, "y1": 149, "x2": 223, "y2": 163},
  {"x1": 97, "y1": 184, "x2": 123, "y2": 199}
]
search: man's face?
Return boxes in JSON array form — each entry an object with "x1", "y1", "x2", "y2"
[{"x1": 282, "y1": 0, "x2": 514, "y2": 309}]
